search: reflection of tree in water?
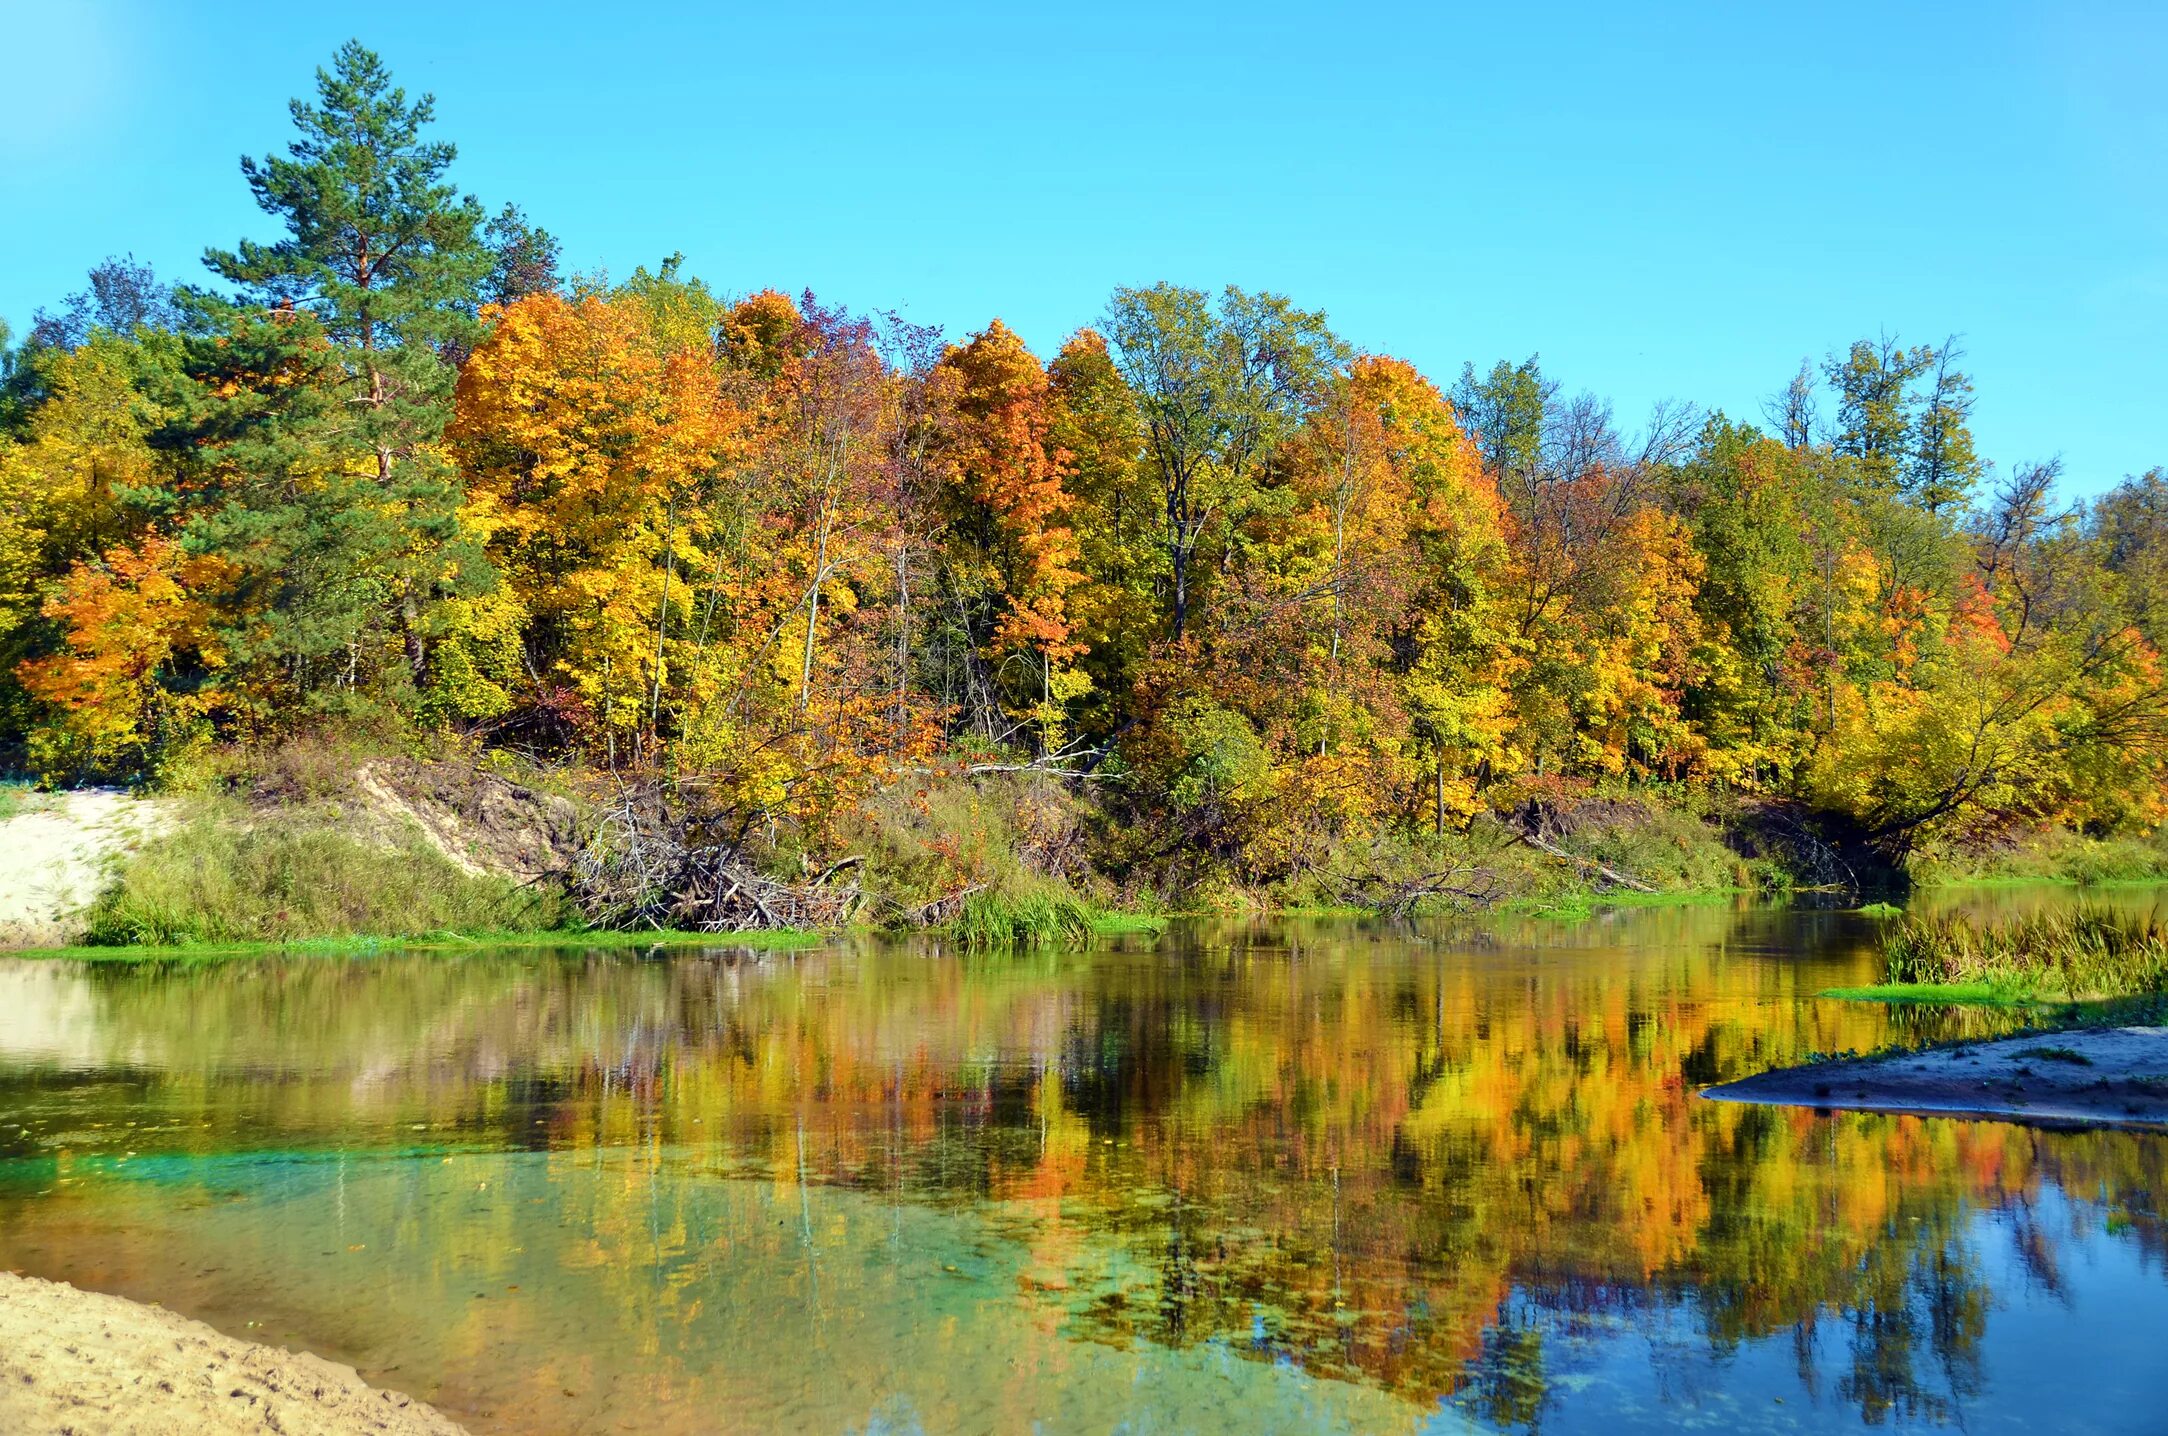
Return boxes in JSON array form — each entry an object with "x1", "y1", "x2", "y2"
[
  {"x1": 1452, "y1": 1303, "x2": 1548, "y2": 1429},
  {"x1": 4, "y1": 906, "x2": 2165, "y2": 1427}
]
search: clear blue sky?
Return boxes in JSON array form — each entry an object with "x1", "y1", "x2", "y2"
[{"x1": 5, "y1": 1, "x2": 2163, "y2": 495}]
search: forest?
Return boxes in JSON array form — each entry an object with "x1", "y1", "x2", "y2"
[{"x1": 4, "y1": 41, "x2": 2166, "y2": 932}]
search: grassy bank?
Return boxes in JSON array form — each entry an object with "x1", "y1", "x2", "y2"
[
  {"x1": 24, "y1": 745, "x2": 2162, "y2": 959},
  {"x1": 1910, "y1": 828, "x2": 2168, "y2": 889},
  {"x1": 78, "y1": 798, "x2": 564, "y2": 947}
]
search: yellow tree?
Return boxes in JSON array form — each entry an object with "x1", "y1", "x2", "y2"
[
  {"x1": 450, "y1": 287, "x2": 738, "y2": 754},
  {"x1": 1048, "y1": 328, "x2": 1155, "y2": 737},
  {"x1": 0, "y1": 337, "x2": 168, "y2": 693}
]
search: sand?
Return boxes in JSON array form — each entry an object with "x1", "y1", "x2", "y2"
[
  {"x1": 0, "y1": 789, "x2": 171, "y2": 948},
  {"x1": 1702, "y1": 1024, "x2": 2168, "y2": 1127},
  {"x1": 0, "y1": 1272, "x2": 468, "y2": 1435}
]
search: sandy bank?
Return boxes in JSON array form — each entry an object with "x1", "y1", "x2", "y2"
[
  {"x1": 0, "y1": 1272, "x2": 467, "y2": 1435},
  {"x1": 1702, "y1": 1025, "x2": 2168, "y2": 1127},
  {"x1": 0, "y1": 790, "x2": 171, "y2": 948}
]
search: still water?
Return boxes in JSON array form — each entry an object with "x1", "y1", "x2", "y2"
[{"x1": 0, "y1": 892, "x2": 2164, "y2": 1434}]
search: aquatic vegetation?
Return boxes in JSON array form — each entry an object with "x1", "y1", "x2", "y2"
[
  {"x1": 1879, "y1": 909, "x2": 2168, "y2": 1001},
  {"x1": 947, "y1": 883, "x2": 1096, "y2": 949}
]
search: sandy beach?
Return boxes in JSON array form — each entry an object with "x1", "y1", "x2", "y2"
[
  {"x1": 1702, "y1": 1024, "x2": 2168, "y2": 1127},
  {"x1": 0, "y1": 1272, "x2": 467, "y2": 1436}
]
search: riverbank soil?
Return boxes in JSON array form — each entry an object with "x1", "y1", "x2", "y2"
[
  {"x1": 0, "y1": 1272, "x2": 467, "y2": 1435},
  {"x1": 1702, "y1": 1025, "x2": 2168, "y2": 1127}
]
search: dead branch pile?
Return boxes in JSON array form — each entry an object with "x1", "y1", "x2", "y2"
[
  {"x1": 1334, "y1": 867, "x2": 1502, "y2": 917},
  {"x1": 572, "y1": 785, "x2": 866, "y2": 932}
]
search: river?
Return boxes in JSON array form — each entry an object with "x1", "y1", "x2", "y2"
[{"x1": 1, "y1": 889, "x2": 2163, "y2": 1433}]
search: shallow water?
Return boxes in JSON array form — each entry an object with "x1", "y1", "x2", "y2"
[{"x1": 1, "y1": 892, "x2": 2164, "y2": 1433}]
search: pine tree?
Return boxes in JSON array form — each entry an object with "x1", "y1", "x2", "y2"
[{"x1": 179, "y1": 39, "x2": 491, "y2": 700}]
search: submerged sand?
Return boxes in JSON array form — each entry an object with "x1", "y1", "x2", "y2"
[
  {"x1": 0, "y1": 1272, "x2": 467, "y2": 1435},
  {"x1": 1703, "y1": 1024, "x2": 2168, "y2": 1127}
]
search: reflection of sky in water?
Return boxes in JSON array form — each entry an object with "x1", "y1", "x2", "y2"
[{"x1": 0, "y1": 895, "x2": 2164, "y2": 1433}]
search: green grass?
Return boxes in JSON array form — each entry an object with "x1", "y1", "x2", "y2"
[
  {"x1": 1504, "y1": 886, "x2": 1746, "y2": 921},
  {"x1": 78, "y1": 804, "x2": 561, "y2": 947},
  {"x1": 947, "y1": 885, "x2": 1096, "y2": 949},
  {"x1": 1090, "y1": 910, "x2": 1168, "y2": 935},
  {"x1": 0, "y1": 780, "x2": 44, "y2": 822},
  {"x1": 1821, "y1": 981, "x2": 2031, "y2": 1005},
  {"x1": 1857, "y1": 901, "x2": 1904, "y2": 918},
  {"x1": 1912, "y1": 829, "x2": 2168, "y2": 889},
  {"x1": 1877, "y1": 908, "x2": 2168, "y2": 1002}
]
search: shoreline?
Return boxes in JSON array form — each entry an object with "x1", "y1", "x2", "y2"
[
  {"x1": 0, "y1": 1271, "x2": 467, "y2": 1434},
  {"x1": 9, "y1": 925, "x2": 827, "y2": 963},
  {"x1": 4, "y1": 910, "x2": 1178, "y2": 963},
  {"x1": 1701, "y1": 1025, "x2": 2168, "y2": 1128}
]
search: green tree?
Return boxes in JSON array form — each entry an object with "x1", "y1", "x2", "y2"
[
  {"x1": 2094, "y1": 469, "x2": 2168, "y2": 644},
  {"x1": 1101, "y1": 284, "x2": 1346, "y2": 639},
  {"x1": 1451, "y1": 355, "x2": 1550, "y2": 484},
  {"x1": 1825, "y1": 336, "x2": 1934, "y2": 494},
  {"x1": 1049, "y1": 328, "x2": 1155, "y2": 734},
  {"x1": 180, "y1": 39, "x2": 492, "y2": 699},
  {"x1": 1907, "y1": 339, "x2": 1983, "y2": 513}
]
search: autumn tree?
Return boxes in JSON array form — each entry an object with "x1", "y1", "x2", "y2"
[
  {"x1": 16, "y1": 536, "x2": 230, "y2": 780},
  {"x1": 449, "y1": 279, "x2": 736, "y2": 748},
  {"x1": 923, "y1": 320, "x2": 1084, "y2": 745},
  {"x1": 1049, "y1": 329, "x2": 1155, "y2": 736}
]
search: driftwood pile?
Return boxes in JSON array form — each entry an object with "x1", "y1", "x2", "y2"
[{"x1": 572, "y1": 786, "x2": 867, "y2": 932}]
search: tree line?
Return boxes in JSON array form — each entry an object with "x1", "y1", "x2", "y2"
[{"x1": 3, "y1": 42, "x2": 2163, "y2": 886}]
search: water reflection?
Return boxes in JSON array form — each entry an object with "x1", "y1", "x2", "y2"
[{"x1": 0, "y1": 894, "x2": 2163, "y2": 1433}]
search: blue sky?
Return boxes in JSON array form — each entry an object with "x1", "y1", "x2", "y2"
[{"x1": 4, "y1": 1, "x2": 2163, "y2": 495}]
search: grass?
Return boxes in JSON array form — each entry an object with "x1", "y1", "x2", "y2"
[
  {"x1": 78, "y1": 802, "x2": 562, "y2": 947},
  {"x1": 1090, "y1": 910, "x2": 1168, "y2": 935},
  {"x1": 1912, "y1": 828, "x2": 2168, "y2": 889},
  {"x1": 1867, "y1": 909, "x2": 2168, "y2": 1003},
  {"x1": 1505, "y1": 886, "x2": 1745, "y2": 920},
  {"x1": 18, "y1": 773, "x2": 830, "y2": 961},
  {"x1": 1820, "y1": 981, "x2": 2029, "y2": 1005},
  {"x1": 1857, "y1": 901, "x2": 1904, "y2": 918},
  {"x1": 2016, "y1": 1045, "x2": 2094, "y2": 1065},
  {"x1": 0, "y1": 779, "x2": 50, "y2": 822},
  {"x1": 948, "y1": 883, "x2": 1097, "y2": 949}
]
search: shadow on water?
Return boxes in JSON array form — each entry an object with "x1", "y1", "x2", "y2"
[{"x1": 0, "y1": 888, "x2": 2163, "y2": 1433}]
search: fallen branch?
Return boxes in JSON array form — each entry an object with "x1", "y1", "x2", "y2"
[
  {"x1": 1336, "y1": 866, "x2": 1501, "y2": 917},
  {"x1": 1510, "y1": 828, "x2": 1656, "y2": 893}
]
